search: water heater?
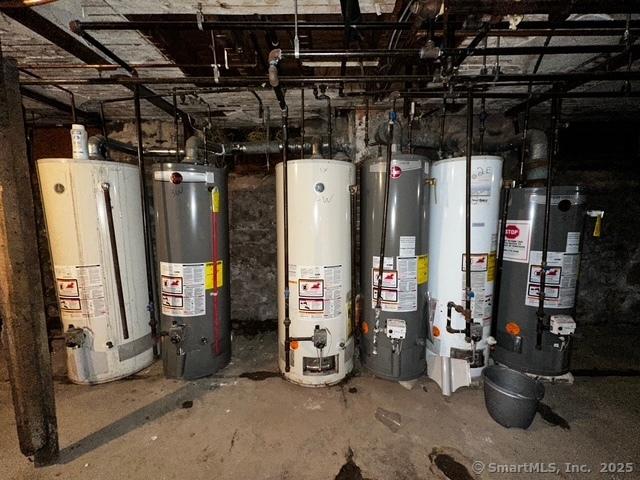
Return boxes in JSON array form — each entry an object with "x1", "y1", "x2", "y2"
[
  {"x1": 153, "y1": 163, "x2": 231, "y2": 380},
  {"x1": 38, "y1": 158, "x2": 153, "y2": 384},
  {"x1": 276, "y1": 159, "x2": 355, "y2": 386},
  {"x1": 360, "y1": 153, "x2": 430, "y2": 381},
  {"x1": 426, "y1": 155, "x2": 503, "y2": 395},
  {"x1": 493, "y1": 186, "x2": 586, "y2": 376}
]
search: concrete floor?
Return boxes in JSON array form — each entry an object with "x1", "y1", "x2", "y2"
[{"x1": 1, "y1": 327, "x2": 639, "y2": 480}]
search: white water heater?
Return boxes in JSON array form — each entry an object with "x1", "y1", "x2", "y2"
[
  {"x1": 38, "y1": 158, "x2": 153, "y2": 384},
  {"x1": 276, "y1": 159, "x2": 355, "y2": 386},
  {"x1": 426, "y1": 155, "x2": 503, "y2": 395}
]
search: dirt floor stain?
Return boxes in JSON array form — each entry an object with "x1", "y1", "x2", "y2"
[
  {"x1": 537, "y1": 403, "x2": 570, "y2": 430},
  {"x1": 239, "y1": 371, "x2": 281, "y2": 381},
  {"x1": 335, "y1": 448, "x2": 364, "y2": 480},
  {"x1": 429, "y1": 448, "x2": 474, "y2": 480}
]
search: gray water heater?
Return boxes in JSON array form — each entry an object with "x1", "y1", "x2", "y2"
[
  {"x1": 153, "y1": 163, "x2": 231, "y2": 379},
  {"x1": 494, "y1": 186, "x2": 586, "y2": 376},
  {"x1": 360, "y1": 153, "x2": 429, "y2": 381}
]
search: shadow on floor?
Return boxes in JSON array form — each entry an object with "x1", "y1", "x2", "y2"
[{"x1": 57, "y1": 382, "x2": 210, "y2": 464}]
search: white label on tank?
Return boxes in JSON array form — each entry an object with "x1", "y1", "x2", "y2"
[
  {"x1": 372, "y1": 256, "x2": 417, "y2": 312},
  {"x1": 566, "y1": 232, "x2": 581, "y2": 254},
  {"x1": 460, "y1": 255, "x2": 493, "y2": 324},
  {"x1": 296, "y1": 265, "x2": 343, "y2": 318},
  {"x1": 160, "y1": 262, "x2": 206, "y2": 317},
  {"x1": 55, "y1": 264, "x2": 107, "y2": 320},
  {"x1": 525, "y1": 251, "x2": 580, "y2": 309},
  {"x1": 502, "y1": 219, "x2": 532, "y2": 263},
  {"x1": 372, "y1": 256, "x2": 394, "y2": 270},
  {"x1": 399, "y1": 236, "x2": 416, "y2": 257},
  {"x1": 471, "y1": 164, "x2": 494, "y2": 197}
]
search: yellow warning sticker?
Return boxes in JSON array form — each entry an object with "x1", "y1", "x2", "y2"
[
  {"x1": 205, "y1": 261, "x2": 224, "y2": 289},
  {"x1": 211, "y1": 187, "x2": 220, "y2": 213},
  {"x1": 487, "y1": 252, "x2": 496, "y2": 282},
  {"x1": 417, "y1": 255, "x2": 429, "y2": 285},
  {"x1": 216, "y1": 260, "x2": 224, "y2": 288}
]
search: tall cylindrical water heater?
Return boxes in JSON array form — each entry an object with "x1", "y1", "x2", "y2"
[
  {"x1": 426, "y1": 155, "x2": 503, "y2": 395},
  {"x1": 360, "y1": 153, "x2": 430, "y2": 381},
  {"x1": 153, "y1": 163, "x2": 231, "y2": 380},
  {"x1": 38, "y1": 158, "x2": 153, "y2": 384},
  {"x1": 276, "y1": 159, "x2": 355, "y2": 386},
  {"x1": 493, "y1": 186, "x2": 586, "y2": 376}
]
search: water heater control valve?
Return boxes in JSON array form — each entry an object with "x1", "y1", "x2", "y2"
[
  {"x1": 312, "y1": 326, "x2": 328, "y2": 349},
  {"x1": 386, "y1": 319, "x2": 406, "y2": 340},
  {"x1": 550, "y1": 315, "x2": 576, "y2": 336}
]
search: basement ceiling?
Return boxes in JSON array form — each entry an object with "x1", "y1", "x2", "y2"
[{"x1": 1, "y1": 1, "x2": 640, "y2": 126}]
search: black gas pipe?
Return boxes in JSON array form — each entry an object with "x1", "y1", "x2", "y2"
[
  {"x1": 372, "y1": 112, "x2": 396, "y2": 353},
  {"x1": 536, "y1": 96, "x2": 562, "y2": 350},
  {"x1": 281, "y1": 103, "x2": 292, "y2": 372},
  {"x1": 464, "y1": 89, "x2": 473, "y2": 342},
  {"x1": 269, "y1": 52, "x2": 293, "y2": 371},
  {"x1": 133, "y1": 86, "x2": 160, "y2": 350}
]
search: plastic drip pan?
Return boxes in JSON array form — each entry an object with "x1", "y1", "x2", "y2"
[{"x1": 483, "y1": 365, "x2": 545, "y2": 429}]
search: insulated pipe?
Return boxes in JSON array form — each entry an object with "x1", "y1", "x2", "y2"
[
  {"x1": 88, "y1": 135, "x2": 185, "y2": 160},
  {"x1": 517, "y1": 92, "x2": 533, "y2": 187},
  {"x1": 172, "y1": 90, "x2": 180, "y2": 163},
  {"x1": 268, "y1": 49, "x2": 287, "y2": 111}
]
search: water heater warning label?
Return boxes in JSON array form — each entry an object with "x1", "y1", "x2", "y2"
[
  {"x1": 161, "y1": 262, "x2": 206, "y2": 317},
  {"x1": 525, "y1": 251, "x2": 580, "y2": 309},
  {"x1": 460, "y1": 253, "x2": 495, "y2": 324},
  {"x1": 502, "y1": 219, "x2": 532, "y2": 263},
  {"x1": 372, "y1": 256, "x2": 418, "y2": 312},
  {"x1": 296, "y1": 265, "x2": 343, "y2": 318},
  {"x1": 55, "y1": 264, "x2": 107, "y2": 321}
]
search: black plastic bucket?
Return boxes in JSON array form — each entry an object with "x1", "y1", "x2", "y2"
[{"x1": 483, "y1": 365, "x2": 545, "y2": 429}]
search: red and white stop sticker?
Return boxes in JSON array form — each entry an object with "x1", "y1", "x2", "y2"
[
  {"x1": 505, "y1": 224, "x2": 520, "y2": 239},
  {"x1": 390, "y1": 165, "x2": 402, "y2": 179}
]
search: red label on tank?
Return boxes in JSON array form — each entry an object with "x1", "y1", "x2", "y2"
[
  {"x1": 390, "y1": 165, "x2": 402, "y2": 179},
  {"x1": 505, "y1": 224, "x2": 520, "y2": 239}
]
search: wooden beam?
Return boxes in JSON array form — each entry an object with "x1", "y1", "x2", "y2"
[{"x1": 0, "y1": 58, "x2": 59, "y2": 467}]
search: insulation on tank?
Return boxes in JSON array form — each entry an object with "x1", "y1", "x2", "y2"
[
  {"x1": 153, "y1": 163, "x2": 231, "y2": 380},
  {"x1": 493, "y1": 186, "x2": 586, "y2": 376},
  {"x1": 426, "y1": 155, "x2": 503, "y2": 395},
  {"x1": 38, "y1": 158, "x2": 153, "y2": 384},
  {"x1": 276, "y1": 159, "x2": 355, "y2": 386},
  {"x1": 359, "y1": 153, "x2": 430, "y2": 381}
]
